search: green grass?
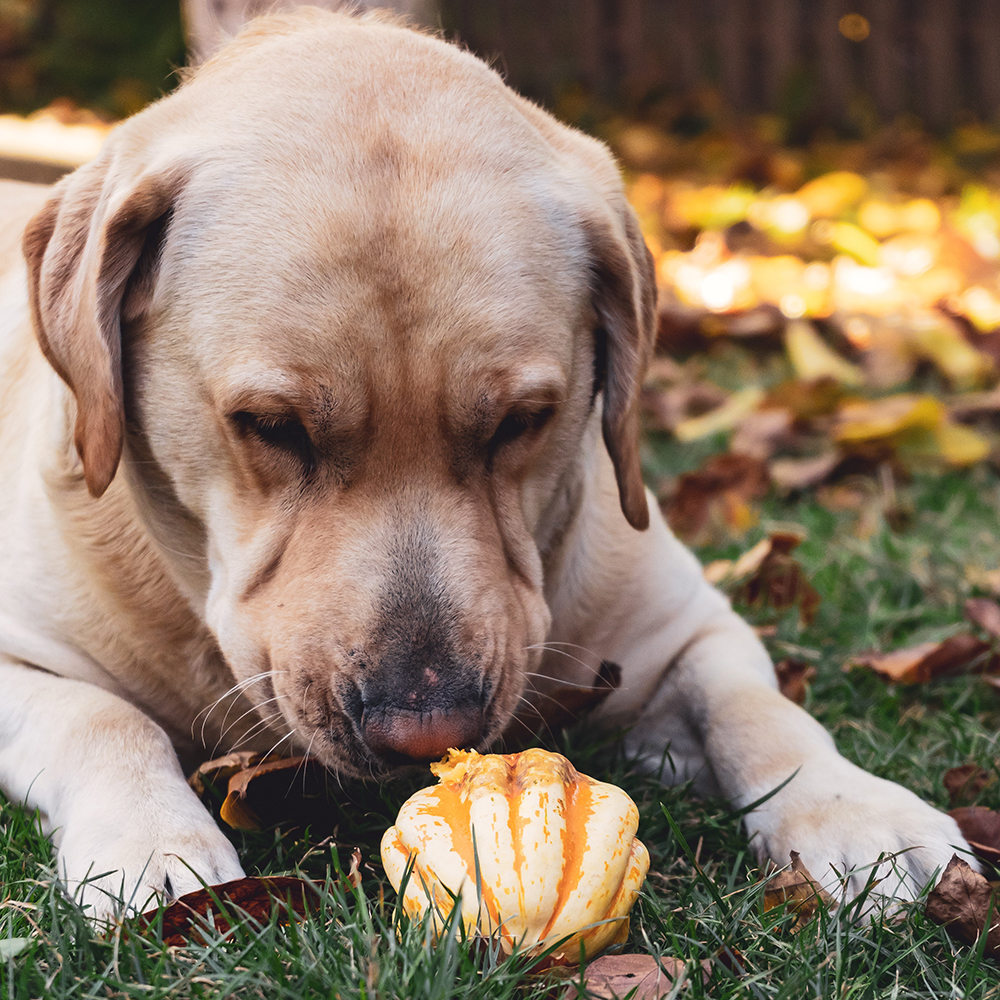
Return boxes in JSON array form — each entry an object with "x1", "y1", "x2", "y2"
[{"x1": 5, "y1": 462, "x2": 1000, "y2": 998}]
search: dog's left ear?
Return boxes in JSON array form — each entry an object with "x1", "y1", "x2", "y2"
[
  {"x1": 23, "y1": 158, "x2": 188, "y2": 498},
  {"x1": 585, "y1": 204, "x2": 657, "y2": 531}
]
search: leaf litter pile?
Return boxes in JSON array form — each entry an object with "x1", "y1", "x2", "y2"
[
  {"x1": 626, "y1": 125, "x2": 1000, "y2": 543},
  {"x1": 613, "y1": 123, "x2": 1000, "y2": 973}
]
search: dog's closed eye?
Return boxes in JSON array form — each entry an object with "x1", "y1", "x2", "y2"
[
  {"x1": 489, "y1": 405, "x2": 555, "y2": 453},
  {"x1": 230, "y1": 411, "x2": 315, "y2": 471}
]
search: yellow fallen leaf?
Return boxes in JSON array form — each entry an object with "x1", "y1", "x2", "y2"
[
  {"x1": 932, "y1": 421, "x2": 991, "y2": 466},
  {"x1": 785, "y1": 320, "x2": 864, "y2": 386},
  {"x1": 907, "y1": 315, "x2": 990, "y2": 388},
  {"x1": 702, "y1": 559, "x2": 733, "y2": 584},
  {"x1": 797, "y1": 171, "x2": 867, "y2": 217},
  {"x1": 834, "y1": 394, "x2": 943, "y2": 442},
  {"x1": 858, "y1": 199, "x2": 900, "y2": 238},
  {"x1": 674, "y1": 386, "x2": 765, "y2": 441},
  {"x1": 901, "y1": 198, "x2": 941, "y2": 234},
  {"x1": 830, "y1": 221, "x2": 881, "y2": 266}
]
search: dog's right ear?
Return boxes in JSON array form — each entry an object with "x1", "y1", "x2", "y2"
[{"x1": 23, "y1": 159, "x2": 188, "y2": 498}]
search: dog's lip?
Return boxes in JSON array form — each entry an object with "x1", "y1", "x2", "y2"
[{"x1": 361, "y1": 705, "x2": 486, "y2": 766}]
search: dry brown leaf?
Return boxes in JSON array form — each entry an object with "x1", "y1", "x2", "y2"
[
  {"x1": 734, "y1": 533, "x2": 821, "y2": 625},
  {"x1": 965, "y1": 597, "x2": 1000, "y2": 639},
  {"x1": 140, "y1": 876, "x2": 322, "y2": 947},
  {"x1": 925, "y1": 855, "x2": 1000, "y2": 958},
  {"x1": 949, "y1": 386, "x2": 1000, "y2": 421},
  {"x1": 641, "y1": 381, "x2": 727, "y2": 433},
  {"x1": 220, "y1": 756, "x2": 331, "y2": 831},
  {"x1": 188, "y1": 751, "x2": 266, "y2": 797},
  {"x1": 141, "y1": 848, "x2": 362, "y2": 947},
  {"x1": 774, "y1": 659, "x2": 817, "y2": 705},
  {"x1": 949, "y1": 807, "x2": 1000, "y2": 866},
  {"x1": 769, "y1": 451, "x2": 841, "y2": 491},
  {"x1": 761, "y1": 376, "x2": 843, "y2": 419},
  {"x1": 762, "y1": 851, "x2": 834, "y2": 931},
  {"x1": 662, "y1": 453, "x2": 770, "y2": 545},
  {"x1": 849, "y1": 634, "x2": 993, "y2": 685},
  {"x1": 944, "y1": 765, "x2": 994, "y2": 808},
  {"x1": 730, "y1": 408, "x2": 795, "y2": 461},
  {"x1": 563, "y1": 954, "x2": 706, "y2": 999}
]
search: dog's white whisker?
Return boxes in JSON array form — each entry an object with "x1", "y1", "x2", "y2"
[
  {"x1": 521, "y1": 670, "x2": 607, "y2": 691},
  {"x1": 211, "y1": 671, "x2": 286, "y2": 741},
  {"x1": 524, "y1": 644, "x2": 602, "y2": 676},
  {"x1": 193, "y1": 669, "x2": 286, "y2": 745},
  {"x1": 225, "y1": 714, "x2": 285, "y2": 755},
  {"x1": 218, "y1": 696, "x2": 283, "y2": 744}
]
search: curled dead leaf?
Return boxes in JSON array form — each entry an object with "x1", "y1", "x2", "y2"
[
  {"x1": 762, "y1": 851, "x2": 834, "y2": 932},
  {"x1": 219, "y1": 756, "x2": 331, "y2": 831},
  {"x1": 944, "y1": 764, "x2": 994, "y2": 808},
  {"x1": 849, "y1": 634, "x2": 994, "y2": 685},
  {"x1": 188, "y1": 751, "x2": 266, "y2": 797},
  {"x1": 769, "y1": 450, "x2": 841, "y2": 491},
  {"x1": 774, "y1": 659, "x2": 817, "y2": 705},
  {"x1": 925, "y1": 855, "x2": 1000, "y2": 958}
]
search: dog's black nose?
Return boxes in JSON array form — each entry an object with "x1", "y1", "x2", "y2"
[{"x1": 362, "y1": 705, "x2": 485, "y2": 764}]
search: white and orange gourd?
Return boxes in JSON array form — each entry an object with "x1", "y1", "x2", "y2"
[{"x1": 380, "y1": 748, "x2": 649, "y2": 965}]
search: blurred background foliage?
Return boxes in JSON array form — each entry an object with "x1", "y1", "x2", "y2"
[
  {"x1": 0, "y1": 0, "x2": 184, "y2": 119},
  {"x1": 2, "y1": 0, "x2": 999, "y2": 138}
]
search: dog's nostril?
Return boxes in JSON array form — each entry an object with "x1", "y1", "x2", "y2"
[{"x1": 363, "y1": 707, "x2": 484, "y2": 764}]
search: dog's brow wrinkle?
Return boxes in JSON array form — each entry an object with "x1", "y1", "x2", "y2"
[{"x1": 240, "y1": 537, "x2": 288, "y2": 602}]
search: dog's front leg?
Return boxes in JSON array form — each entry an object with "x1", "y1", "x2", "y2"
[
  {"x1": 625, "y1": 589, "x2": 970, "y2": 900},
  {"x1": 0, "y1": 659, "x2": 244, "y2": 921},
  {"x1": 555, "y1": 450, "x2": 970, "y2": 902}
]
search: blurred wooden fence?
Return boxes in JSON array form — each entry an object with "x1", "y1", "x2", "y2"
[{"x1": 438, "y1": 0, "x2": 1000, "y2": 129}]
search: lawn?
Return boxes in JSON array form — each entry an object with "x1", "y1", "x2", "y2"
[
  {"x1": 6, "y1": 121, "x2": 1000, "y2": 997},
  {"x1": 3, "y1": 450, "x2": 1000, "y2": 998}
]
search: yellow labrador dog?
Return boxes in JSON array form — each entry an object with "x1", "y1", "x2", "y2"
[{"x1": 0, "y1": 8, "x2": 969, "y2": 919}]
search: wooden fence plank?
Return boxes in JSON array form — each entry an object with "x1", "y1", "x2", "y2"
[
  {"x1": 916, "y1": 0, "x2": 960, "y2": 130},
  {"x1": 812, "y1": 0, "x2": 852, "y2": 123},
  {"x1": 862, "y1": 0, "x2": 906, "y2": 120},
  {"x1": 973, "y1": 0, "x2": 1000, "y2": 123},
  {"x1": 194, "y1": 0, "x2": 998, "y2": 130},
  {"x1": 762, "y1": 0, "x2": 800, "y2": 108},
  {"x1": 716, "y1": 0, "x2": 751, "y2": 112}
]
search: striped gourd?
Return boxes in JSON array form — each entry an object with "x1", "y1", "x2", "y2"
[{"x1": 380, "y1": 748, "x2": 649, "y2": 965}]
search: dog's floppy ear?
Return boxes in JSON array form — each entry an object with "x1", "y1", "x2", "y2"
[
  {"x1": 585, "y1": 205, "x2": 657, "y2": 531},
  {"x1": 22, "y1": 159, "x2": 187, "y2": 498}
]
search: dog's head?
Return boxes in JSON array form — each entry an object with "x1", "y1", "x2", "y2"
[{"x1": 22, "y1": 10, "x2": 655, "y2": 775}]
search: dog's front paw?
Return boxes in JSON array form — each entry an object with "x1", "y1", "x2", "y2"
[
  {"x1": 745, "y1": 755, "x2": 972, "y2": 902},
  {"x1": 56, "y1": 784, "x2": 244, "y2": 922}
]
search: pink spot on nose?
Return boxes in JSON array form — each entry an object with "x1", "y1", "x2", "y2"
[{"x1": 423, "y1": 667, "x2": 440, "y2": 686}]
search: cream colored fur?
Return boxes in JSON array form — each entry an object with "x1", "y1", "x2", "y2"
[{"x1": 0, "y1": 9, "x2": 970, "y2": 921}]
